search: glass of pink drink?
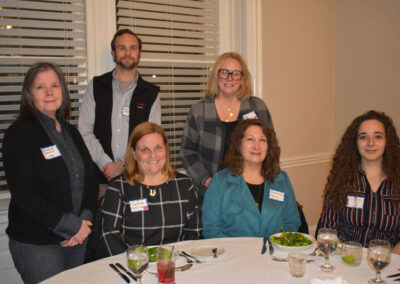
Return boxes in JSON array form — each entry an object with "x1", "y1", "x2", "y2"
[{"x1": 157, "y1": 246, "x2": 178, "y2": 284}]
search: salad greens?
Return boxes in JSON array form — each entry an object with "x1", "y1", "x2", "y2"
[
  {"x1": 147, "y1": 247, "x2": 157, "y2": 262},
  {"x1": 270, "y1": 231, "x2": 312, "y2": 247}
]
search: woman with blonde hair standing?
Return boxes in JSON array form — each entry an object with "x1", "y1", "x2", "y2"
[{"x1": 181, "y1": 52, "x2": 274, "y2": 204}]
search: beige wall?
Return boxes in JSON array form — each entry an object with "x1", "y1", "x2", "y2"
[
  {"x1": 334, "y1": 0, "x2": 400, "y2": 141},
  {"x1": 260, "y1": 0, "x2": 400, "y2": 230},
  {"x1": 261, "y1": 0, "x2": 334, "y2": 229}
]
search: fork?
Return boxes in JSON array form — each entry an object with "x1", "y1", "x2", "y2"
[{"x1": 181, "y1": 251, "x2": 205, "y2": 263}]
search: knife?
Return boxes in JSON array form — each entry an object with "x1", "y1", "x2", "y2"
[
  {"x1": 261, "y1": 237, "x2": 267, "y2": 254},
  {"x1": 115, "y1": 262, "x2": 137, "y2": 281},
  {"x1": 109, "y1": 263, "x2": 130, "y2": 283},
  {"x1": 387, "y1": 272, "x2": 400, "y2": 278},
  {"x1": 267, "y1": 238, "x2": 274, "y2": 255}
]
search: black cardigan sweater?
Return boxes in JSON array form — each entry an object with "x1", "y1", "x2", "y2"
[{"x1": 3, "y1": 116, "x2": 98, "y2": 244}]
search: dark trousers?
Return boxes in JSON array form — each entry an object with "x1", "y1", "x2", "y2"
[{"x1": 9, "y1": 238, "x2": 87, "y2": 284}]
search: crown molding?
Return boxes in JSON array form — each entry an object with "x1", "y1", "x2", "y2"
[{"x1": 281, "y1": 152, "x2": 333, "y2": 169}]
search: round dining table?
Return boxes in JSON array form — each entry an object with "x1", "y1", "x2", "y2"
[{"x1": 41, "y1": 237, "x2": 400, "y2": 283}]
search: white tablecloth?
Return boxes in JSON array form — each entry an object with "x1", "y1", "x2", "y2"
[{"x1": 41, "y1": 237, "x2": 400, "y2": 284}]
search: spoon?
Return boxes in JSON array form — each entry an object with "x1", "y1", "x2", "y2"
[
  {"x1": 181, "y1": 251, "x2": 205, "y2": 263},
  {"x1": 175, "y1": 263, "x2": 193, "y2": 271}
]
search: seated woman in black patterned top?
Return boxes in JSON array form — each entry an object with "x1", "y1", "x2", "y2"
[
  {"x1": 100, "y1": 122, "x2": 202, "y2": 256},
  {"x1": 317, "y1": 110, "x2": 400, "y2": 254}
]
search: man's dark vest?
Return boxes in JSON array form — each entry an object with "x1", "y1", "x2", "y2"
[{"x1": 92, "y1": 71, "x2": 160, "y2": 181}]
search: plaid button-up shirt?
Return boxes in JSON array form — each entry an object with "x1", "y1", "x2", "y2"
[{"x1": 181, "y1": 96, "x2": 274, "y2": 198}]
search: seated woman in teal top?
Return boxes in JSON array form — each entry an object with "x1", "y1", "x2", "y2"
[{"x1": 202, "y1": 119, "x2": 300, "y2": 238}]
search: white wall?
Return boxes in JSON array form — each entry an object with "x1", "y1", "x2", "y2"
[
  {"x1": 334, "y1": 0, "x2": 400, "y2": 141},
  {"x1": 261, "y1": 0, "x2": 334, "y2": 227}
]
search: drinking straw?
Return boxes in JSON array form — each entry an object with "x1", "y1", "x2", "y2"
[{"x1": 162, "y1": 246, "x2": 175, "y2": 283}]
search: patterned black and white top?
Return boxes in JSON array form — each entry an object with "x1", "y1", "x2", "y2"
[
  {"x1": 100, "y1": 172, "x2": 202, "y2": 256},
  {"x1": 318, "y1": 169, "x2": 400, "y2": 248}
]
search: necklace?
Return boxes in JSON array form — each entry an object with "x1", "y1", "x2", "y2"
[
  {"x1": 218, "y1": 98, "x2": 238, "y2": 122},
  {"x1": 147, "y1": 186, "x2": 157, "y2": 197}
]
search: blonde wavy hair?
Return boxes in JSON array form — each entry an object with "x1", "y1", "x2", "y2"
[
  {"x1": 206, "y1": 52, "x2": 253, "y2": 100},
  {"x1": 124, "y1": 122, "x2": 175, "y2": 185}
]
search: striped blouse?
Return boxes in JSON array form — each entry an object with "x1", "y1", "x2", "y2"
[{"x1": 318, "y1": 170, "x2": 400, "y2": 248}]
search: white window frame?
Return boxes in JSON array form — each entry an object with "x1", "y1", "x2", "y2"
[
  {"x1": 0, "y1": 0, "x2": 260, "y2": 199},
  {"x1": 85, "y1": 0, "x2": 261, "y2": 94}
]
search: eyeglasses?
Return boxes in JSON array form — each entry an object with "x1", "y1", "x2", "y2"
[{"x1": 218, "y1": 69, "x2": 243, "y2": 80}]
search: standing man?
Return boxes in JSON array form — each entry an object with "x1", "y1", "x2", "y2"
[{"x1": 79, "y1": 29, "x2": 160, "y2": 184}]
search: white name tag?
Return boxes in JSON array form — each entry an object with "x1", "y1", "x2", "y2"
[
  {"x1": 122, "y1": 106, "x2": 130, "y2": 117},
  {"x1": 347, "y1": 195, "x2": 364, "y2": 209},
  {"x1": 129, "y1": 198, "x2": 149, "y2": 213},
  {"x1": 269, "y1": 189, "x2": 285, "y2": 202},
  {"x1": 242, "y1": 111, "x2": 259, "y2": 120},
  {"x1": 40, "y1": 145, "x2": 62, "y2": 160}
]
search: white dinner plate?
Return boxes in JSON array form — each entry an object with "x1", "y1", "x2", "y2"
[
  {"x1": 148, "y1": 255, "x2": 187, "y2": 274},
  {"x1": 269, "y1": 232, "x2": 316, "y2": 251},
  {"x1": 190, "y1": 245, "x2": 225, "y2": 257}
]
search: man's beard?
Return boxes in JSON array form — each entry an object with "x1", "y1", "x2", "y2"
[{"x1": 114, "y1": 56, "x2": 139, "y2": 70}]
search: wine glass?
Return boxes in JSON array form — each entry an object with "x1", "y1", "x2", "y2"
[
  {"x1": 317, "y1": 228, "x2": 338, "y2": 272},
  {"x1": 127, "y1": 245, "x2": 149, "y2": 284},
  {"x1": 367, "y1": 239, "x2": 391, "y2": 284}
]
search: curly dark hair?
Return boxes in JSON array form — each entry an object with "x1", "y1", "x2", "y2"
[
  {"x1": 223, "y1": 119, "x2": 280, "y2": 181},
  {"x1": 323, "y1": 110, "x2": 400, "y2": 209}
]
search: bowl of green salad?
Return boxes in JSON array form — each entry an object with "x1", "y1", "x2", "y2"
[{"x1": 269, "y1": 232, "x2": 315, "y2": 251}]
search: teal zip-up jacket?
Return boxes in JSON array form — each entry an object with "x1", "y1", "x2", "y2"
[{"x1": 202, "y1": 168, "x2": 300, "y2": 238}]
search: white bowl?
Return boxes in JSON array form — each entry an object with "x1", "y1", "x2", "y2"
[{"x1": 269, "y1": 232, "x2": 316, "y2": 251}]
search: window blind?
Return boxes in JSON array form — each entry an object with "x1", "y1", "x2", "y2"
[
  {"x1": 116, "y1": 0, "x2": 219, "y2": 169},
  {"x1": 0, "y1": 0, "x2": 87, "y2": 190}
]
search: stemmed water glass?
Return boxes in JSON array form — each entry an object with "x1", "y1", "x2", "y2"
[
  {"x1": 317, "y1": 228, "x2": 338, "y2": 272},
  {"x1": 127, "y1": 245, "x2": 149, "y2": 284},
  {"x1": 367, "y1": 239, "x2": 391, "y2": 284}
]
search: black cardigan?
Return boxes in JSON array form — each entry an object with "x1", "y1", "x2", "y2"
[{"x1": 3, "y1": 116, "x2": 98, "y2": 244}]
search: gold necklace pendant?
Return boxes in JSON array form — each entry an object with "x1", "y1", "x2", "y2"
[
  {"x1": 149, "y1": 188, "x2": 157, "y2": 197},
  {"x1": 228, "y1": 112, "x2": 233, "y2": 117}
]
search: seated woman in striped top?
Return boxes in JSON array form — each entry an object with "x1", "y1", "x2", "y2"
[
  {"x1": 317, "y1": 110, "x2": 400, "y2": 254},
  {"x1": 100, "y1": 122, "x2": 202, "y2": 256}
]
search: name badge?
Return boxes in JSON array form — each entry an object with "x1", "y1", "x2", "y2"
[
  {"x1": 269, "y1": 189, "x2": 285, "y2": 202},
  {"x1": 347, "y1": 195, "x2": 364, "y2": 209},
  {"x1": 129, "y1": 198, "x2": 149, "y2": 213},
  {"x1": 122, "y1": 106, "x2": 130, "y2": 117},
  {"x1": 242, "y1": 111, "x2": 259, "y2": 120},
  {"x1": 40, "y1": 145, "x2": 62, "y2": 160}
]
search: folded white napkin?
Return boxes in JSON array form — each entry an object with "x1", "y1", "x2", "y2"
[{"x1": 309, "y1": 277, "x2": 343, "y2": 284}]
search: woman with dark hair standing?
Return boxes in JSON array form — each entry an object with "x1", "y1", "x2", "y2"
[
  {"x1": 317, "y1": 110, "x2": 400, "y2": 253},
  {"x1": 202, "y1": 119, "x2": 300, "y2": 238},
  {"x1": 3, "y1": 62, "x2": 98, "y2": 283}
]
